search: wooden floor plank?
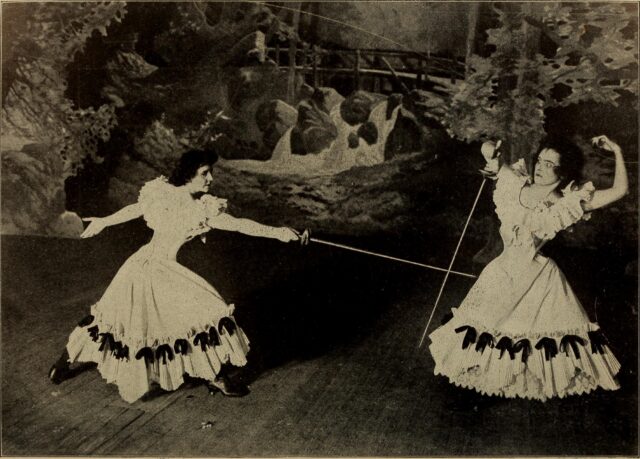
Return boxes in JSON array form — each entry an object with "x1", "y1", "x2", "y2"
[
  {"x1": 89, "y1": 391, "x2": 183, "y2": 454},
  {"x1": 77, "y1": 408, "x2": 147, "y2": 455}
]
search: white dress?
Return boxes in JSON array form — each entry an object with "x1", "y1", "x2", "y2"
[
  {"x1": 66, "y1": 177, "x2": 250, "y2": 403},
  {"x1": 429, "y1": 162, "x2": 621, "y2": 401}
]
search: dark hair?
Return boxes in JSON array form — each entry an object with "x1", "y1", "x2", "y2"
[
  {"x1": 168, "y1": 149, "x2": 219, "y2": 186},
  {"x1": 533, "y1": 137, "x2": 584, "y2": 189}
]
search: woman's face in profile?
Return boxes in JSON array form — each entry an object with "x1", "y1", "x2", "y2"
[{"x1": 186, "y1": 165, "x2": 213, "y2": 193}]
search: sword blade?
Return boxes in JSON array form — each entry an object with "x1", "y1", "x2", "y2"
[
  {"x1": 417, "y1": 178, "x2": 487, "y2": 348},
  {"x1": 309, "y1": 237, "x2": 477, "y2": 279}
]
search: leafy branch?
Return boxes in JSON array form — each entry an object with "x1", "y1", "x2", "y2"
[
  {"x1": 2, "y1": 2, "x2": 127, "y2": 177},
  {"x1": 442, "y1": 3, "x2": 637, "y2": 162}
]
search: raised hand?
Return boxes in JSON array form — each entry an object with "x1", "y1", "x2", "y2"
[
  {"x1": 481, "y1": 140, "x2": 502, "y2": 162},
  {"x1": 80, "y1": 217, "x2": 108, "y2": 238},
  {"x1": 591, "y1": 135, "x2": 621, "y2": 154},
  {"x1": 584, "y1": 135, "x2": 628, "y2": 211},
  {"x1": 480, "y1": 140, "x2": 502, "y2": 176}
]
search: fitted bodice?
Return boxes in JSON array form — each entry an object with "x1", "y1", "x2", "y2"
[
  {"x1": 137, "y1": 176, "x2": 228, "y2": 260},
  {"x1": 492, "y1": 161, "x2": 594, "y2": 261}
]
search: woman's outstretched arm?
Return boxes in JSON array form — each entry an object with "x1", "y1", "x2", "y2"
[
  {"x1": 208, "y1": 212, "x2": 299, "y2": 242},
  {"x1": 81, "y1": 203, "x2": 143, "y2": 238},
  {"x1": 583, "y1": 135, "x2": 629, "y2": 211}
]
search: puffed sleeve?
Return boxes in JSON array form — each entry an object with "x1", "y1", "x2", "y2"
[
  {"x1": 137, "y1": 176, "x2": 175, "y2": 229},
  {"x1": 493, "y1": 160, "x2": 529, "y2": 220},
  {"x1": 201, "y1": 194, "x2": 228, "y2": 222},
  {"x1": 526, "y1": 181, "x2": 595, "y2": 241}
]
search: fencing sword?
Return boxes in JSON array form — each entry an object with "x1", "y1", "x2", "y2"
[
  {"x1": 417, "y1": 140, "x2": 502, "y2": 348},
  {"x1": 297, "y1": 229, "x2": 477, "y2": 279}
]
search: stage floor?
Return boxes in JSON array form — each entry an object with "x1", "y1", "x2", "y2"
[{"x1": 2, "y1": 230, "x2": 637, "y2": 456}]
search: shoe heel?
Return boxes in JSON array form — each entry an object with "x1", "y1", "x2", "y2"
[
  {"x1": 48, "y1": 365, "x2": 61, "y2": 384},
  {"x1": 48, "y1": 363, "x2": 68, "y2": 385}
]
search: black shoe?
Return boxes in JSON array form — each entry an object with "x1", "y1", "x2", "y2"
[
  {"x1": 48, "y1": 362, "x2": 70, "y2": 385},
  {"x1": 207, "y1": 376, "x2": 250, "y2": 397}
]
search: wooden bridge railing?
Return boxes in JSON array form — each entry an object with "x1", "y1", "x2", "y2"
[{"x1": 266, "y1": 46, "x2": 465, "y2": 93}]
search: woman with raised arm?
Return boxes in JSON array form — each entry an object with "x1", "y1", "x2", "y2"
[
  {"x1": 48, "y1": 149, "x2": 301, "y2": 403},
  {"x1": 429, "y1": 135, "x2": 628, "y2": 401}
]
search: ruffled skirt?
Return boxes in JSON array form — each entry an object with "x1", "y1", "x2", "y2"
[
  {"x1": 429, "y1": 252, "x2": 620, "y2": 401},
  {"x1": 66, "y1": 244, "x2": 250, "y2": 403}
]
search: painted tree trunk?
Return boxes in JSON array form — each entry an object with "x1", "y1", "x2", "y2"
[
  {"x1": 465, "y1": 3, "x2": 479, "y2": 76},
  {"x1": 287, "y1": 3, "x2": 301, "y2": 105},
  {"x1": 510, "y1": 3, "x2": 542, "y2": 165}
]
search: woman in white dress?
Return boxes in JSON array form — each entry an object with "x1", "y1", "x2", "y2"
[
  {"x1": 429, "y1": 135, "x2": 629, "y2": 401},
  {"x1": 48, "y1": 149, "x2": 301, "y2": 403}
]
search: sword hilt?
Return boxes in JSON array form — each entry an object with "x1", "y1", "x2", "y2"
[{"x1": 300, "y1": 228, "x2": 310, "y2": 246}]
